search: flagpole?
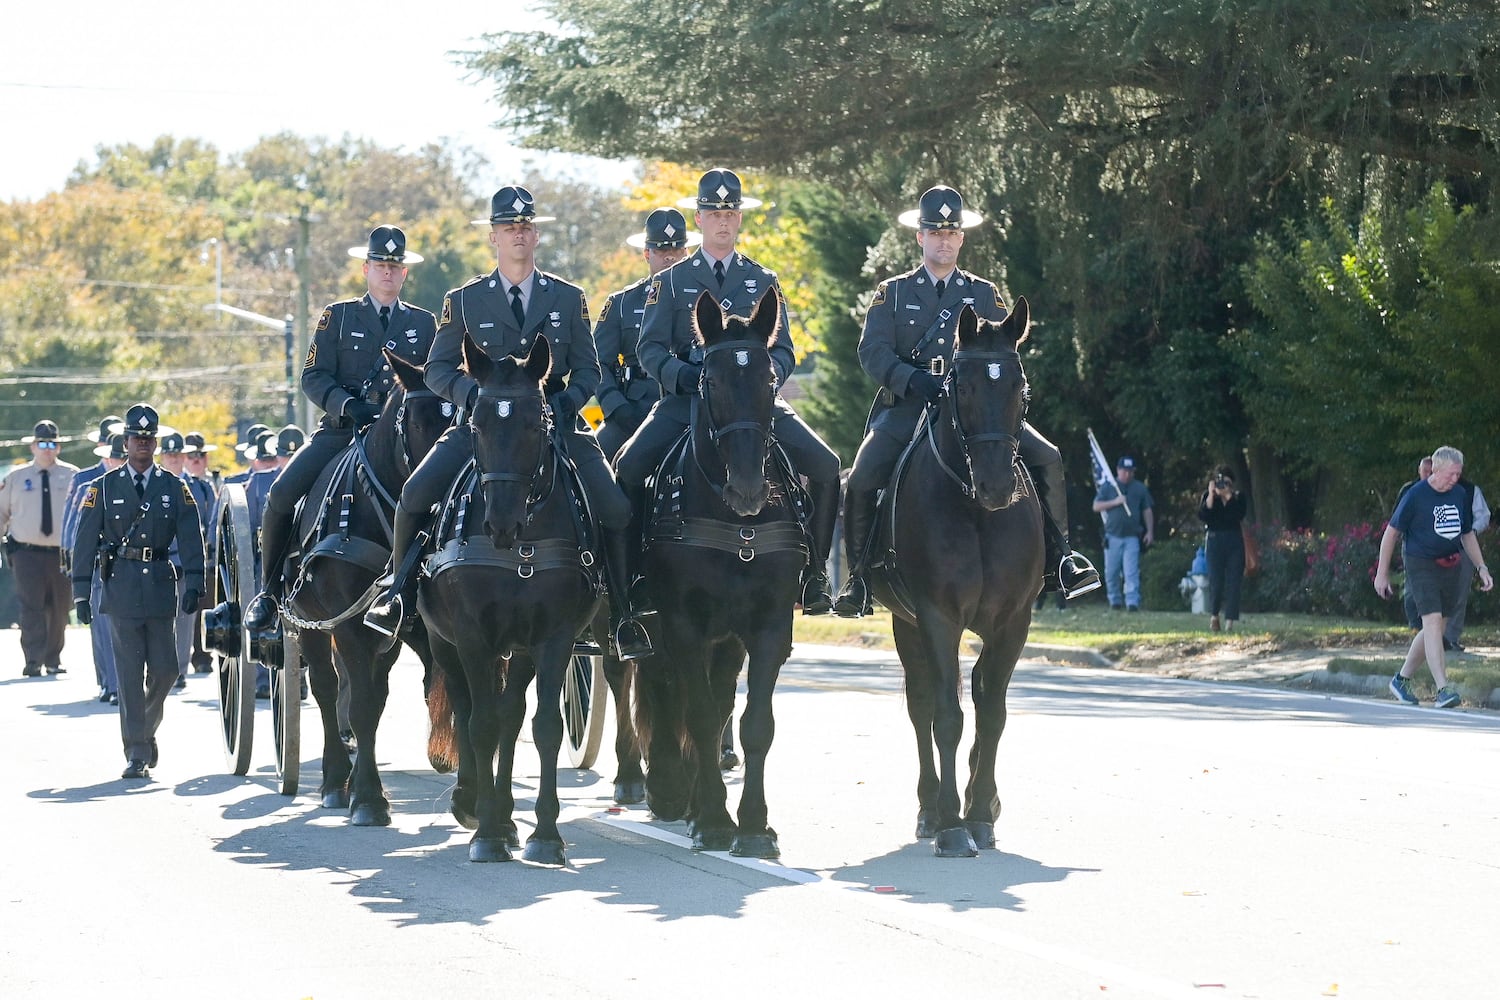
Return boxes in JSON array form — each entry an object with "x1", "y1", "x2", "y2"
[{"x1": 1087, "y1": 427, "x2": 1131, "y2": 517}]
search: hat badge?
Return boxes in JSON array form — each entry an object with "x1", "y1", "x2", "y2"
[
  {"x1": 940, "y1": 203, "x2": 953, "y2": 219},
  {"x1": 663, "y1": 223, "x2": 677, "y2": 238},
  {"x1": 137, "y1": 414, "x2": 149, "y2": 428},
  {"x1": 512, "y1": 196, "x2": 526, "y2": 212},
  {"x1": 385, "y1": 239, "x2": 398, "y2": 253},
  {"x1": 716, "y1": 185, "x2": 730, "y2": 200}
]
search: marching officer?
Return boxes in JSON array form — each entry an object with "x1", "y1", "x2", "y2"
[
  {"x1": 365, "y1": 185, "x2": 654, "y2": 660},
  {"x1": 618, "y1": 168, "x2": 841, "y2": 614},
  {"x1": 64, "y1": 418, "x2": 126, "y2": 700},
  {"x1": 832, "y1": 185, "x2": 1101, "y2": 617},
  {"x1": 244, "y1": 226, "x2": 436, "y2": 631},
  {"x1": 0, "y1": 420, "x2": 79, "y2": 677},
  {"x1": 155, "y1": 428, "x2": 198, "y2": 688},
  {"x1": 592, "y1": 208, "x2": 701, "y2": 461},
  {"x1": 71, "y1": 405, "x2": 205, "y2": 780},
  {"x1": 181, "y1": 432, "x2": 218, "y2": 673}
]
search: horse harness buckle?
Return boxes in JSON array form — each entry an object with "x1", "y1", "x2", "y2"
[
  {"x1": 517, "y1": 543, "x2": 536, "y2": 578},
  {"x1": 739, "y1": 525, "x2": 756, "y2": 562}
]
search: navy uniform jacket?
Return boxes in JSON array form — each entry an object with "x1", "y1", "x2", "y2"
[
  {"x1": 859, "y1": 265, "x2": 1004, "y2": 436},
  {"x1": 71, "y1": 466, "x2": 205, "y2": 618},
  {"x1": 303, "y1": 294, "x2": 437, "y2": 427},
  {"x1": 592, "y1": 277, "x2": 661, "y2": 422},
  {"x1": 426, "y1": 268, "x2": 600, "y2": 415},
  {"x1": 182, "y1": 473, "x2": 216, "y2": 536},
  {"x1": 638, "y1": 249, "x2": 795, "y2": 416}
]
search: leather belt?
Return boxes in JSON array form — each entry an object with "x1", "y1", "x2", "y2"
[
  {"x1": 117, "y1": 546, "x2": 169, "y2": 561},
  {"x1": 10, "y1": 541, "x2": 59, "y2": 552}
]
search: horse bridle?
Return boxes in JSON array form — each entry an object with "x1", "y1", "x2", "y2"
[
  {"x1": 926, "y1": 348, "x2": 1026, "y2": 500},
  {"x1": 693, "y1": 339, "x2": 775, "y2": 502},
  {"x1": 471, "y1": 385, "x2": 556, "y2": 518},
  {"x1": 393, "y1": 388, "x2": 439, "y2": 475}
]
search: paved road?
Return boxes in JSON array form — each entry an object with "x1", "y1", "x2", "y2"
[{"x1": 2, "y1": 628, "x2": 1497, "y2": 999}]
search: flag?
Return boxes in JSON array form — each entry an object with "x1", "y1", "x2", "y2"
[{"x1": 1086, "y1": 427, "x2": 1130, "y2": 516}]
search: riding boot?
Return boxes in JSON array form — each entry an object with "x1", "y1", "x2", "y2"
[
  {"x1": 832, "y1": 487, "x2": 878, "y2": 618},
  {"x1": 364, "y1": 505, "x2": 426, "y2": 638},
  {"x1": 622, "y1": 482, "x2": 655, "y2": 614},
  {"x1": 244, "y1": 506, "x2": 294, "y2": 631},
  {"x1": 800, "y1": 477, "x2": 839, "y2": 616},
  {"x1": 1032, "y1": 460, "x2": 1102, "y2": 600},
  {"x1": 602, "y1": 527, "x2": 653, "y2": 661}
]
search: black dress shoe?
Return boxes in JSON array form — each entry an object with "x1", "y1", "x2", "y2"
[
  {"x1": 48, "y1": 664, "x2": 66, "y2": 675},
  {"x1": 121, "y1": 759, "x2": 150, "y2": 780},
  {"x1": 173, "y1": 675, "x2": 187, "y2": 691},
  {"x1": 148, "y1": 739, "x2": 159, "y2": 768},
  {"x1": 108, "y1": 692, "x2": 119, "y2": 705},
  {"x1": 97, "y1": 689, "x2": 110, "y2": 703},
  {"x1": 800, "y1": 571, "x2": 834, "y2": 616},
  {"x1": 22, "y1": 664, "x2": 42, "y2": 678}
]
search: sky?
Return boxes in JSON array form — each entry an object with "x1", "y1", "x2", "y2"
[{"x1": 2, "y1": 0, "x2": 633, "y2": 202}]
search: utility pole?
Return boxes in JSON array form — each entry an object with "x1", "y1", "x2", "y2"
[{"x1": 296, "y1": 204, "x2": 312, "y2": 430}]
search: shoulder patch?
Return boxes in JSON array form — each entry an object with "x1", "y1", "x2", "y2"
[
  {"x1": 598, "y1": 294, "x2": 613, "y2": 323},
  {"x1": 316, "y1": 307, "x2": 332, "y2": 332},
  {"x1": 645, "y1": 280, "x2": 661, "y2": 307},
  {"x1": 82, "y1": 484, "x2": 97, "y2": 508},
  {"x1": 303, "y1": 343, "x2": 317, "y2": 370},
  {"x1": 440, "y1": 294, "x2": 453, "y2": 327},
  {"x1": 872, "y1": 283, "x2": 887, "y2": 307},
  {"x1": 579, "y1": 292, "x2": 590, "y2": 326},
  {"x1": 179, "y1": 479, "x2": 196, "y2": 506}
]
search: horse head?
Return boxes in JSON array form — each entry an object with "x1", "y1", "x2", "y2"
[
  {"x1": 462, "y1": 332, "x2": 553, "y2": 549},
  {"x1": 692, "y1": 285, "x2": 780, "y2": 516},
  {"x1": 384, "y1": 348, "x2": 450, "y2": 475},
  {"x1": 947, "y1": 297, "x2": 1032, "y2": 512}
]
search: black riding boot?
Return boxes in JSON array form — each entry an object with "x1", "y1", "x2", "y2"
[
  {"x1": 832, "y1": 487, "x2": 878, "y2": 618},
  {"x1": 1032, "y1": 460, "x2": 1102, "y2": 600},
  {"x1": 244, "y1": 506, "x2": 294, "y2": 631},
  {"x1": 621, "y1": 482, "x2": 655, "y2": 614},
  {"x1": 364, "y1": 505, "x2": 426, "y2": 639},
  {"x1": 602, "y1": 527, "x2": 654, "y2": 661},
  {"x1": 800, "y1": 477, "x2": 839, "y2": 616}
]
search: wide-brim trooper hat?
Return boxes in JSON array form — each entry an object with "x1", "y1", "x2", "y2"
[
  {"x1": 276, "y1": 424, "x2": 306, "y2": 457},
  {"x1": 625, "y1": 208, "x2": 704, "y2": 250},
  {"x1": 22, "y1": 420, "x2": 60, "y2": 444},
  {"x1": 182, "y1": 432, "x2": 217, "y2": 454},
  {"x1": 244, "y1": 436, "x2": 280, "y2": 462},
  {"x1": 123, "y1": 404, "x2": 160, "y2": 439},
  {"x1": 897, "y1": 185, "x2": 985, "y2": 230},
  {"x1": 235, "y1": 423, "x2": 271, "y2": 456},
  {"x1": 348, "y1": 224, "x2": 424, "y2": 264},
  {"x1": 472, "y1": 185, "x2": 555, "y2": 225},
  {"x1": 89, "y1": 415, "x2": 124, "y2": 445},
  {"x1": 93, "y1": 434, "x2": 127, "y2": 460},
  {"x1": 676, "y1": 168, "x2": 764, "y2": 212},
  {"x1": 157, "y1": 429, "x2": 186, "y2": 455}
]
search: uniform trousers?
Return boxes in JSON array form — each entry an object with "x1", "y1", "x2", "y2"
[
  {"x1": 174, "y1": 574, "x2": 195, "y2": 677},
  {"x1": 109, "y1": 614, "x2": 178, "y2": 761},
  {"x1": 265, "y1": 427, "x2": 354, "y2": 517},
  {"x1": 90, "y1": 574, "x2": 117, "y2": 694},
  {"x1": 11, "y1": 547, "x2": 69, "y2": 670}
]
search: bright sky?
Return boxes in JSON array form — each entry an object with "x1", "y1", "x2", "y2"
[{"x1": 2, "y1": 0, "x2": 632, "y2": 202}]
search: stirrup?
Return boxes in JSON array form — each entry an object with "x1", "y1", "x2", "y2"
[
  {"x1": 832, "y1": 576, "x2": 870, "y2": 619},
  {"x1": 363, "y1": 592, "x2": 404, "y2": 638},
  {"x1": 1058, "y1": 553, "x2": 1102, "y2": 600},
  {"x1": 800, "y1": 570, "x2": 833, "y2": 617},
  {"x1": 612, "y1": 617, "x2": 654, "y2": 661},
  {"x1": 243, "y1": 592, "x2": 279, "y2": 631}
]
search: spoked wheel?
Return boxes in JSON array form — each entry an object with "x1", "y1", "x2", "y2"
[
  {"x1": 201, "y1": 484, "x2": 255, "y2": 775},
  {"x1": 271, "y1": 627, "x2": 302, "y2": 796},
  {"x1": 562, "y1": 653, "x2": 605, "y2": 768}
]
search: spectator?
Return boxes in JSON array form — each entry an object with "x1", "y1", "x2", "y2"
[
  {"x1": 1197, "y1": 465, "x2": 1247, "y2": 632},
  {"x1": 1445, "y1": 474, "x2": 1490, "y2": 652},
  {"x1": 1092, "y1": 455, "x2": 1154, "y2": 611}
]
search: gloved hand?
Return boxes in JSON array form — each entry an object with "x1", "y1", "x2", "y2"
[
  {"x1": 907, "y1": 371, "x2": 944, "y2": 405},
  {"x1": 676, "y1": 364, "x2": 703, "y2": 395},
  {"x1": 181, "y1": 588, "x2": 201, "y2": 615},
  {"x1": 74, "y1": 599, "x2": 92, "y2": 626},
  {"x1": 343, "y1": 398, "x2": 381, "y2": 427},
  {"x1": 549, "y1": 393, "x2": 577, "y2": 425}
]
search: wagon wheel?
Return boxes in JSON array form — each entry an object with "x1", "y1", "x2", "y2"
[
  {"x1": 562, "y1": 653, "x2": 606, "y2": 768},
  {"x1": 201, "y1": 484, "x2": 255, "y2": 776},
  {"x1": 270, "y1": 627, "x2": 302, "y2": 796}
]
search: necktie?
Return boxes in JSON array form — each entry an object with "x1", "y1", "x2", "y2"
[
  {"x1": 935, "y1": 278, "x2": 946, "y2": 297},
  {"x1": 379, "y1": 305, "x2": 391, "y2": 331},
  {"x1": 39, "y1": 469, "x2": 52, "y2": 536},
  {"x1": 134, "y1": 472, "x2": 145, "y2": 498},
  {"x1": 510, "y1": 286, "x2": 526, "y2": 329},
  {"x1": 713, "y1": 259, "x2": 726, "y2": 287}
]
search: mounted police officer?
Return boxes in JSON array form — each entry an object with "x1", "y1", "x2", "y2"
[
  {"x1": 365, "y1": 186, "x2": 654, "y2": 660},
  {"x1": 593, "y1": 208, "x2": 701, "y2": 461},
  {"x1": 617, "y1": 168, "x2": 841, "y2": 615},
  {"x1": 244, "y1": 226, "x2": 436, "y2": 631},
  {"x1": 832, "y1": 185, "x2": 1101, "y2": 617},
  {"x1": 70, "y1": 404, "x2": 205, "y2": 780}
]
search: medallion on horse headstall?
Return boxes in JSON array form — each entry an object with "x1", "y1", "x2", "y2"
[
  {"x1": 988, "y1": 362, "x2": 1003, "y2": 381},
  {"x1": 735, "y1": 349, "x2": 750, "y2": 367},
  {"x1": 496, "y1": 400, "x2": 513, "y2": 419}
]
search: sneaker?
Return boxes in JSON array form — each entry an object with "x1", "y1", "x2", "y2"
[
  {"x1": 1388, "y1": 675, "x2": 1419, "y2": 705},
  {"x1": 1434, "y1": 685, "x2": 1461, "y2": 709}
]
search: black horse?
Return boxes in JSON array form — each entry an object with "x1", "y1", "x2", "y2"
[
  {"x1": 634, "y1": 287, "x2": 805, "y2": 859},
  {"x1": 422, "y1": 334, "x2": 602, "y2": 864},
  {"x1": 278, "y1": 351, "x2": 450, "y2": 824},
  {"x1": 869, "y1": 299, "x2": 1042, "y2": 857}
]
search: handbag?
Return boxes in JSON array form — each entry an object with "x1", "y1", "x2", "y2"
[{"x1": 1242, "y1": 522, "x2": 1261, "y2": 576}]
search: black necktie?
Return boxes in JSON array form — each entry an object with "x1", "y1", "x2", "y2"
[
  {"x1": 510, "y1": 286, "x2": 526, "y2": 329},
  {"x1": 379, "y1": 305, "x2": 390, "y2": 331},
  {"x1": 713, "y1": 260, "x2": 726, "y2": 287},
  {"x1": 935, "y1": 278, "x2": 946, "y2": 297},
  {"x1": 39, "y1": 469, "x2": 52, "y2": 536},
  {"x1": 134, "y1": 472, "x2": 145, "y2": 498}
]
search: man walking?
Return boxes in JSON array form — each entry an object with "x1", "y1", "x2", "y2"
[{"x1": 0, "y1": 420, "x2": 79, "y2": 676}]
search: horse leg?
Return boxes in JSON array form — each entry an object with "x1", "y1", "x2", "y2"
[
  {"x1": 430, "y1": 637, "x2": 480, "y2": 830},
  {"x1": 299, "y1": 630, "x2": 348, "y2": 809},
  {"x1": 489, "y1": 655, "x2": 532, "y2": 854},
  {"x1": 339, "y1": 628, "x2": 399, "y2": 827},
  {"x1": 604, "y1": 655, "x2": 645, "y2": 804},
  {"x1": 523, "y1": 638, "x2": 575, "y2": 866},
  {"x1": 684, "y1": 644, "x2": 735, "y2": 852},
  {"x1": 963, "y1": 632, "x2": 1024, "y2": 851},
  {"x1": 460, "y1": 635, "x2": 513, "y2": 863},
  {"x1": 636, "y1": 655, "x2": 693, "y2": 822},
  {"x1": 912, "y1": 612, "x2": 976, "y2": 857},
  {"x1": 732, "y1": 628, "x2": 788, "y2": 859},
  {"x1": 893, "y1": 617, "x2": 941, "y2": 841}
]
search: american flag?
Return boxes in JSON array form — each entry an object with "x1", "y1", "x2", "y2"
[{"x1": 1086, "y1": 427, "x2": 1130, "y2": 517}]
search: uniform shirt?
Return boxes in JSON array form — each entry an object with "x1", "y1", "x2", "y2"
[
  {"x1": 303, "y1": 294, "x2": 437, "y2": 427},
  {"x1": 638, "y1": 248, "x2": 795, "y2": 397},
  {"x1": 1392, "y1": 479, "x2": 1473, "y2": 560},
  {"x1": 183, "y1": 473, "x2": 216, "y2": 535},
  {"x1": 62, "y1": 461, "x2": 112, "y2": 557},
  {"x1": 426, "y1": 267, "x2": 600, "y2": 416},
  {"x1": 70, "y1": 465, "x2": 205, "y2": 618},
  {"x1": 592, "y1": 276, "x2": 661, "y2": 419},
  {"x1": 0, "y1": 458, "x2": 80, "y2": 546},
  {"x1": 1095, "y1": 479, "x2": 1154, "y2": 538},
  {"x1": 859, "y1": 265, "x2": 1004, "y2": 400}
]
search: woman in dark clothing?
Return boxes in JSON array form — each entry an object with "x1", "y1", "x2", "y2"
[{"x1": 1197, "y1": 465, "x2": 1247, "y2": 631}]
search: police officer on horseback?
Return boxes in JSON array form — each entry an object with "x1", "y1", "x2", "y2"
[
  {"x1": 616, "y1": 168, "x2": 841, "y2": 615},
  {"x1": 365, "y1": 186, "x2": 655, "y2": 661},
  {"x1": 244, "y1": 226, "x2": 436, "y2": 632},
  {"x1": 832, "y1": 185, "x2": 1101, "y2": 617}
]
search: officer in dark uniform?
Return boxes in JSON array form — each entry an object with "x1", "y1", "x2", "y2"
[
  {"x1": 71, "y1": 404, "x2": 205, "y2": 780},
  {"x1": 365, "y1": 186, "x2": 653, "y2": 660},
  {"x1": 181, "y1": 432, "x2": 218, "y2": 673},
  {"x1": 155, "y1": 428, "x2": 197, "y2": 688},
  {"x1": 64, "y1": 418, "x2": 125, "y2": 700},
  {"x1": 593, "y1": 208, "x2": 701, "y2": 461},
  {"x1": 617, "y1": 168, "x2": 841, "y2": 614},
  {"x1": 222, "y1": 424, "x2": 271, "y2": 490},
  {"x1": 244, "y1": 226, "x2": 436, "y2": 630},
  {"x1": 832, "y1": 185, "x2": 1101, "y2": 617}
]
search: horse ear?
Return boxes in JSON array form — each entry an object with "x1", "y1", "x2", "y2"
[
  {"x1": 955, "y1": 304, "x2": 980, "y2": 347},
  {"x1": 693, "y1": 289, "x2": 723, "y2": 346},
  {"x1": 749, "y1": 286, "x2": 780, "y2": 348},
  {"x1": 462, "y1": 332, "x2": 494, "y2": 383},
  {"x1": 1007, "y1": 295, "x2": 1031, "y2": 348},
  {"x1": 523, "y1": 333, "x2": 553, "y2": 385},
  {"x1": 386, "y1": 349, "x2": 426, "y2": 393}
]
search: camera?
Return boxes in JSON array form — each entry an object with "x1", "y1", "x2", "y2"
[{"x1": 1213, "y1": 475, "x2": 1230, "y2": 489}]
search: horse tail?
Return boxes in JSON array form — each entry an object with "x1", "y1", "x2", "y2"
[
  {"x1": 632, "y1": 668, "x2": 690, "y2": 761},
  {"x1": 426, "y1": 669, "x2": 457, "y2": 774}
]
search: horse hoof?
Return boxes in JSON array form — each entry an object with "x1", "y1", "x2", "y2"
[
  {"x1": 719, "y1": 749, "x2": 740, "y2": 771},
  {"x1": 451, "y1": 804, "x2": 479, "y2": 831},
  {"x1": 349, "y1": 802, "x2": 392, "y2": 827},
  {"x1": 915, "y1": 811, "x2": 940, "y2": 840},
  {"x1": 614, "y1": 781, "x2": 646, "y2": 805},
  {"x1": 731, "y1": 831, "x2": 780, "y2": 859},
  {"x1": 501, "y1": 826, "x2": 522, "y2": 851},
  {"x1": 522, "y1": 838, "x2": 568, "y2": 866},
  {"x1": 647, "y1": 793, "x2": 689, "y2": 823},
  {"x1": 692, "y1": 827, "x2": 736, "y2": 852},
  {"x1": 428, "y1": 752, "x2": 454, "y2": 775},
  {"x1": 966, "y1": 821, "x2": 997, "y2": 850},
  {"x1": 469, "y1": 837, "x2": 514, "y2": 863},
  {"x1": 933, "y1": 826, "x2": 979, "y2": 858},
  {"x1": 321, "y1": 789, "x2": 350, "y2": 810}
]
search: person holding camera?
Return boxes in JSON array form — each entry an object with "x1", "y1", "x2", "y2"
[{"x1": 1197, "y1": 465, "x2": 1247, "y2": 632}]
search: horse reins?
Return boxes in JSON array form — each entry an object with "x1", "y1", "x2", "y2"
[
  {"x1": 693, "y1": 339, "x2": 775, "y2": 505},
  {"x1": 926, "y1": 348, "x2": 1025, "y2": 500},
  {"x1": 472, "y1": 386, "x2": 556, "y2": 520}
]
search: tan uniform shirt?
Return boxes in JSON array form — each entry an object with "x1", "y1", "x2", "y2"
[{"x1": 0, "y1": 459, "x2": 80, "y2": 547}]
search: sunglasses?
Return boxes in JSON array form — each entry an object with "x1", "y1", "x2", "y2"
[{"x1": 35, "y1": 441, "x2": 58, "y2": 450}]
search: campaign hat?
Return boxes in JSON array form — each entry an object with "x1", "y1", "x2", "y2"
[
  {"x1": 472, "y1": 185, "x2": 554, "y2": 225},
  {"x1": 22, "y1": 420, "x2": 59, "y2": 444},
  {"x1": 123, "y1": 404, "x2": 160, "y2": 438},
  {"x1": 677, "y1": 168, "x2": 763, "y2": 212},
  {"x1": 626, "y1": 208, "x2": 702, "y2": 250},
  {"x1": 348, "y1": 224, "x2": 423, "y2": 264},
  {"x1": 897, "y1": 185, "x2": 984, "y2": 230}
]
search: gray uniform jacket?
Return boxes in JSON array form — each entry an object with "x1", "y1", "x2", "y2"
[
  {"x1": 592, "y1": 277, "x2": 661, "y2": 420},
  {"x1": 71, "y1": 465, "x2": 205, "y2": 618},
  {"x1": 303, "y1": 295, "x2": 437, "y2": 427},
  {"x1": 426, "y1": 268, "x2": 600, "y2": 415}
]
